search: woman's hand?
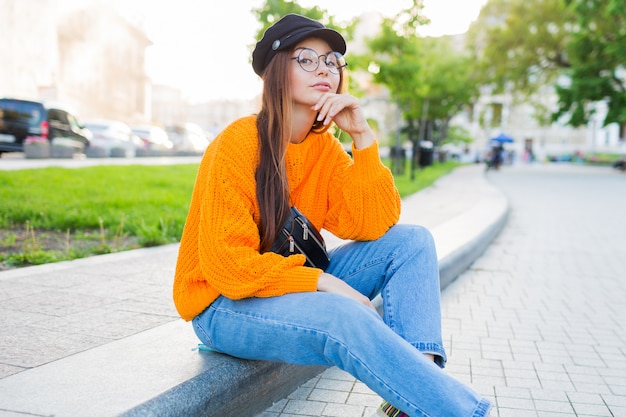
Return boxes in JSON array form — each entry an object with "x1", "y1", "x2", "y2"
[
  {"x1": 317, "y1": 272, "x2": 377, "y2": 312},
  {"x1": 312, "y1": 93, "x2": 375, "y2": 149}
]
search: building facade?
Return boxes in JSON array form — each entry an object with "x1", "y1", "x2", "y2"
[{"x1": 0, "y1": 0, "x2": 152, "y2": 124}]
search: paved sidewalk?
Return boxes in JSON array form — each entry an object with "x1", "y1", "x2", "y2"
[{"x1": 257, "y1": 163, "x2": 626, "y2": 417}]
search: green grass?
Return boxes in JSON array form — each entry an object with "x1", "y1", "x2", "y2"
[
  {"x1": 384, "y1": 159, "x2": 462, "y2": 197},
  {"x1": 583, "y1": 152, "x2": 625, "y2": 165},
  {"x1": 0, "y1": 164, "x2": 198, "y2": 244},
  {"x1": 0, "y1": 159, "x2": 462, "y2": 267}
]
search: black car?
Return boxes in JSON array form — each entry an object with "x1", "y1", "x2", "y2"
[{"x1": 0, "y1": 98, "x2": 92, "y2": 154}]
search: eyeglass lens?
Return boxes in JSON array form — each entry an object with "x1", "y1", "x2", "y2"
[{"x1": 295, "y1": 48, "x2": 346, "y2": 74}]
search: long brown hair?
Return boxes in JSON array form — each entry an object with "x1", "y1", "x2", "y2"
[{"x1": 255, "y1": 47, "x2": 345, "y2": 253}]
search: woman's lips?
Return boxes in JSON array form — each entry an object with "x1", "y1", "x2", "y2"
[{"x1": 312, "y1": 82, "x2": 331, "y2": 91}]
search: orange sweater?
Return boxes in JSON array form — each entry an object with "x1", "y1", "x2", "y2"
[{"x1": 173, "y1": 115, "x2": 401, "y2": 321}]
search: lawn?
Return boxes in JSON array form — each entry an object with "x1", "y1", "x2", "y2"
[{"x1": 0, "y1": 159, "x2": 461, "y2": 268}]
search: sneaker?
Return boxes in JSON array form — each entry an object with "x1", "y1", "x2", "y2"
[{"x1": 376, "y1": 400, "x2": 410, "y2": 417}]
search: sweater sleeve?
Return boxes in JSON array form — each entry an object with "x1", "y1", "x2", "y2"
[{"x1": 323, "y1": 139, "x2": 401, "y2": 240}]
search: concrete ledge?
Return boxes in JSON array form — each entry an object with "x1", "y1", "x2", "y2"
[
  {"x1": 124, "y1": 339, "x2": 325, "y2": 417},
  {"x1": 0, "y1": 318, "x2": 325, "y2": 417},
  {"x1": 125, "y1": 363, "x2": 323, "y2": 417},
  {"x1": 435, "y1": 183, "x2": 509, "y2": 288}
]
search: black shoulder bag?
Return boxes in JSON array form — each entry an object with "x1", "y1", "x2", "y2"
[{"x1": 270, "y1": 206, "x2": 330, "y2": 270}]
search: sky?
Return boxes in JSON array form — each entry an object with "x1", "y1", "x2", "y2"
[{"x1": 113, "y1": 0, "x2": 488, "y2": 103}]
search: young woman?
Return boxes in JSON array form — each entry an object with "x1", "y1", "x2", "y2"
[{"x1": 173, "y1": 13, "x2": 492, "y2": 417}]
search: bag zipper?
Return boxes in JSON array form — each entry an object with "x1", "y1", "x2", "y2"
[
  {"x1": 291, "y1": 239, "x2": 315, "y2": 266},
  {"x1": 295, "y1": 216, "x2": 326, "y2": 250}
]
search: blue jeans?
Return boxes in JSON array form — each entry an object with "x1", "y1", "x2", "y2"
[{"x1": 192, "y1": 224, "x2": 492, "y2": 416}]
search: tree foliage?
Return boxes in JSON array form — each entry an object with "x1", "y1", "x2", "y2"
[
  {"x1": 555, "y1": 0, "x2": 626, "y2": 127},
  {"x1": 469, "y1": 0, "x2": 625, "y2": 131},
  {"x1": 467, "y1": 0, "x2": 572, "y2": 94},
  {"x1": 362, "y1": 8, "x2": 480, "y2": 176}
]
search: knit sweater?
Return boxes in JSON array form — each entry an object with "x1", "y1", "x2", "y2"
[{"x1": 173, "y1": 115, "x2": 401, "y2": 321}]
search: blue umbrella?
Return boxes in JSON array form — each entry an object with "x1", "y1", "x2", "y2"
[{"x1": 490, "y1": 133, "x2": 514, "y2": 143}]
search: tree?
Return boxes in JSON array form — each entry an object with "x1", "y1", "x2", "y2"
[
  {"x1": 467, "y1": 0, "x2": 572, "y2": 95},
  {"x1": 554, "y1": 0, "x2": 626, "y2": 133},
  {"x1": 363, "y1": 16, "x2": 428, "y2": 177},
  {"x1": 361, "y1": 6, "x2": 480, "y2": 178},
  {"x1": 416, "y1": 36, "x2": 480, "y2": 146},
  {"x1": 469, "y1": 0, "x2": 625, "y2": 135}
]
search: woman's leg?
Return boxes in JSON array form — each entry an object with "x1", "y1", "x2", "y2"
[
  {"x1": 193, "y1": 224, "x2": 491, "y2": 416},
  {"x1": 327, "y1": 224, "x2": 446, "y2": 366},
  {"x1": 194, "y1": 291, "x2": 489, "y2": 416},
  {"x1": 325, "y1": 224, "x2": 491, "y2": 415}
]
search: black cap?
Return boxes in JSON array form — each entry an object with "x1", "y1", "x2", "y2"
[{"x1": 252, "y1": 14, "x2": 346, "y2": 76}]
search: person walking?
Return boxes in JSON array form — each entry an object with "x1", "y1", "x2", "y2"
[{"x1": 173, "y1": 14, "x2": 492, "y2": 417}]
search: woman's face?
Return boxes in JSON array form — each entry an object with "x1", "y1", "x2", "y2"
[{"x1": 289, "y1": 38, "x2": 342, "y2": 108}]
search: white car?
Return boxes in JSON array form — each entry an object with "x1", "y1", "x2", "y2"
[
  {"x1": 130, "y1": 125, "x2": 174, "y2": 156},
  {"x1": 83, "y1": 119, "x2": 141, "y2": 158},
  {"x1": 165, "y1": 123, "x2": 211, "y2": 155}
]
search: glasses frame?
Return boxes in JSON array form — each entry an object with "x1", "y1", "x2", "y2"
[{"x1": 290, "y1": 48, "x2": 348, "y2": 75}]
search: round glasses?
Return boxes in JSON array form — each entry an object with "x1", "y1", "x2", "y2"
[{"x1": 291, "y1": 48, "x2": 347, "y2": 75}]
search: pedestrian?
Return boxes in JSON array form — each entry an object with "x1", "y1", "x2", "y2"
[
  {"x1": 173, "y1": 13, "x2": 492, "y2": 417},
  {"x1": 490, "y1": 144, "x2": 503, "y2": 170}
]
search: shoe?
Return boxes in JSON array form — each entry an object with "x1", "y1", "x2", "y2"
[{"x1": 376, "y1": 400, "x2": 410, "y2": 417}]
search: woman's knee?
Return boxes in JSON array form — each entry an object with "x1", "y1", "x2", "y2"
[
  {"x1": 386, "y1": 224, "x2": 436, "y2": 252},
  {"x1": 324, "y1": 299, "x2": 385, "y2": 337}
]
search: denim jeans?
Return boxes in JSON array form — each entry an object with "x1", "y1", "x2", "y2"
[{"x1": 192, "y1": 224, "x2": 492, "y2": 416}]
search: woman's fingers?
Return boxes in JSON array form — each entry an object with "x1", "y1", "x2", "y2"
[
  {"x1": 312, "y1": 94, "x2": 365, "y2": 130},
  {"x1": 317, "y1": 273, "x2": 377, "y2": 313}
]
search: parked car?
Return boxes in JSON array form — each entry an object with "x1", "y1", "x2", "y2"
[
  {"x1": 165, "y1": 123, "x2": 211, "y2": 155},
  {"x1": 82, "y1": 119, "x2": 141, "y2": 158},
  {"x1": 0, "y1": 98, "x2": 91, "y2": 154},
  {"x1": 130, "y1": 124, "x2": 174, "y2": 156}
]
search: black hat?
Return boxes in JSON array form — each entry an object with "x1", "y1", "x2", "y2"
[{"x1": 252, "y1": 14, "x2": 346, "y2": 76}]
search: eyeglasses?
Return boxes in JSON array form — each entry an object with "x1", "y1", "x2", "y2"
[{"x1": 290, "y1": 48, "x2": 347, "y2": 75}]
